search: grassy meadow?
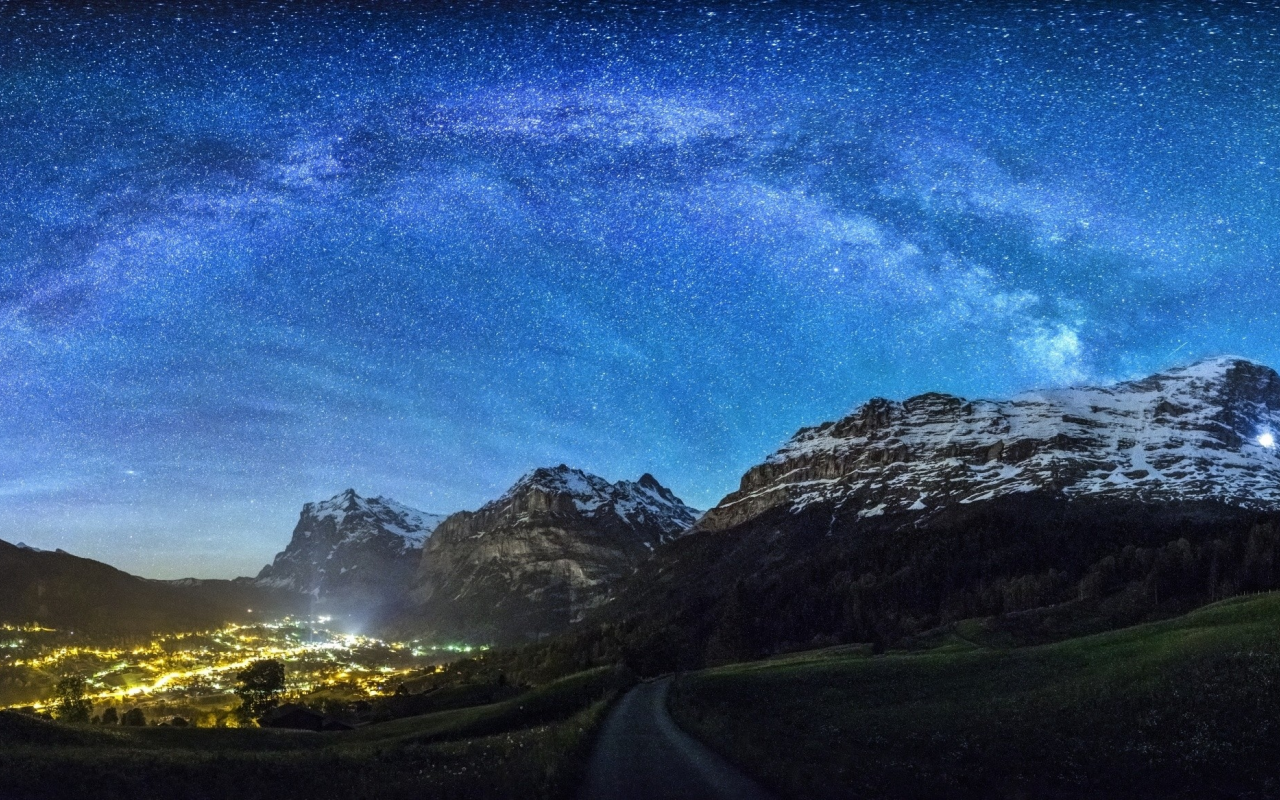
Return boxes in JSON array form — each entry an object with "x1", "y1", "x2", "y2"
[
  {"x1": 670, "y1": 593, "x2": 1280, "y2": 799},
  {"x1": 12, "y1": 595, "x2": 1280, "y2": 799}
]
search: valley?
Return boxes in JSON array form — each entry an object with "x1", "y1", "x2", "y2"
[
  {"x1": 3, "y1": 596, "x2": 1280, "y2": 798},
  {"x1": 6, "y1": 0, "x2": 1275, "y2": 794},
  {"x1": 0, "y1": 618, "x2": 476, "y2": 726},
  {"x1": 6, "y1": 357, "x2": 1280, "y2": 797}
]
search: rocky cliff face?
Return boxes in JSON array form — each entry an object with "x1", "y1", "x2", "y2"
[
  {"x1": 413, "y1": 465, "x2": 698, "y2": 643},
  {"x1": 256, "y1": 489, "x2": 444, "y2": 614},
  {"x1": 699, "y1": 357, "x2": 1280, "y2": 532}
]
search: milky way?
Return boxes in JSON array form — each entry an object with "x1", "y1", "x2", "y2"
[{"x1": 3, "y1": 1, "x2": 1279, "y2": 576}]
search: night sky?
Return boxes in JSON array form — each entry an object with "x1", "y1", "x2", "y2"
[{"x1": 3, "y1": 1, "x2": 1279, "y2": 578}]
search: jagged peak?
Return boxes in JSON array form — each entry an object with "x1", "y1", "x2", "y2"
[
  {"x1": 257, "y1": 490, "x2": 447, "y2": 587},
  {"x1": 507, "y1": 464, "x2": 679, "y2": 500},
  {"x1": 494, "y1": 464, "x2": 699, "y2": 530},
  {"x1": 306, "y1": 488, "x2": 367, "y2": 513},
  {"x1": 298, "y1": 489, "x2": 445, "y2": 542},
  {"x1": 1115, "y1": 355, "x2": 1276, "y2": 393},
  {"x1": 511, "y1": 464, "x2": 612, "y2": 499}
]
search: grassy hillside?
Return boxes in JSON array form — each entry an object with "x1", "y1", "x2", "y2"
[
  {"x1": 670, "y1": 593, "x2": 1280, "y2": 799},
  {"x1": 0, "y1": 666, "x2": 630, "y2": 800}
]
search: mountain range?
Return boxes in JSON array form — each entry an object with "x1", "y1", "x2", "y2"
[
  {"x1": 248, "y1": 465, "x2": 698, "y2": 642},
  {"x1": 699, "y1": 355, "x2": 1280, "y2": 532},
  {"x1": 6, "y1": 356, "x2": 1280, "y2": 654}
]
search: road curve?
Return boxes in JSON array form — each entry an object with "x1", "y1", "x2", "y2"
[{"x1": 577, "y1": 677, "x2": 778, "y2": 800}]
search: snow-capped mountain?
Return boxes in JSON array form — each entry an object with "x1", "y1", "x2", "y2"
[
  {"x1": 412, "y1": 465, "x2": 698, "y2": 643},
  {"x1": 604, "y1": 357, "x2": 1280, "y2": 658},
  {"x1": 257, "y1": 489, "x2": 445, "y2": 612},
  {"x1": 699, "y1": 356, "x2": 1280, "y2": 532},
  {"x1": 501, "y1": 465, "x2": 699, "y2": 542}
]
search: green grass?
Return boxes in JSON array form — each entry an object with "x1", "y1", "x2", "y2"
[
  {"x1": 670, "y1": 593, "x2": 1280, "y2": 799},
  {"x1": 0, "y1": 666, "x2": 632, "y2": 800}
]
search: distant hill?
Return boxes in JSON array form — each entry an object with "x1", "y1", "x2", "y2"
[{"x1": 0, "y1": 541, "x2": 301, "y2": 635}]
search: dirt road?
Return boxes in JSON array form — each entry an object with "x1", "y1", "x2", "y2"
[{"x1": 577, "y1": 677, "x2": 777, "y2": 800}]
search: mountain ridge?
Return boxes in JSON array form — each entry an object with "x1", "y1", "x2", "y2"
[
  {"x1": 0, "y1": 540, "x2": 300, "y2": 634},
  {"x1": 698, "y1": 356, "x2": 1280, "y2": 533},
  {"x1": 11, "y1": 356, "x2": 1280, "y2": 653}
]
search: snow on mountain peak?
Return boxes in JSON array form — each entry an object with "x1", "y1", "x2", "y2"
[
  {"x1": 514, "y1": 465, "x2": 611, "y2": 504},
  {"x1": 303, "y1": 489, "x2": 445, "y2": 547},
  {"x1": 699, "y1": 357, "x2": 1280, "y2": 532},
  {"x1": 256, "y1": 489, "x2": 448, "y2": 599},
  {"x1": 503, "y1": 464, "x2": 699, "y2": 536}
]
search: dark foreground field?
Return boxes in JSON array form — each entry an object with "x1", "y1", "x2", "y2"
[
  {"x1": 10, "y1": 596, "x2": 1280, "y2": 799},
  {"x1": 670, "y1": 593, "x2": 1280, "y2": 799},
  {"x1": 0, "y1": 667, "x2": 628, "y2": 800}
]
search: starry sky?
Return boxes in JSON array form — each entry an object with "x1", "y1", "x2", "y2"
[{"x1": 3, "y1": 0, "x2": 1280, "y2": 578}]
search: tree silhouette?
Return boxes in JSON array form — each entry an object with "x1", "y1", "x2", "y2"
[
  {"x1": 235, "y1": 659, "x2": 286, "y2": 721},
  {"x1": 53, "y1": 675, "x2": 91, "y2": 724}
]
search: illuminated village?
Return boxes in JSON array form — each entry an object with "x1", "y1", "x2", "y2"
[{"x1": 0, "y1": 619, "x2": 481, "y2": 726}]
